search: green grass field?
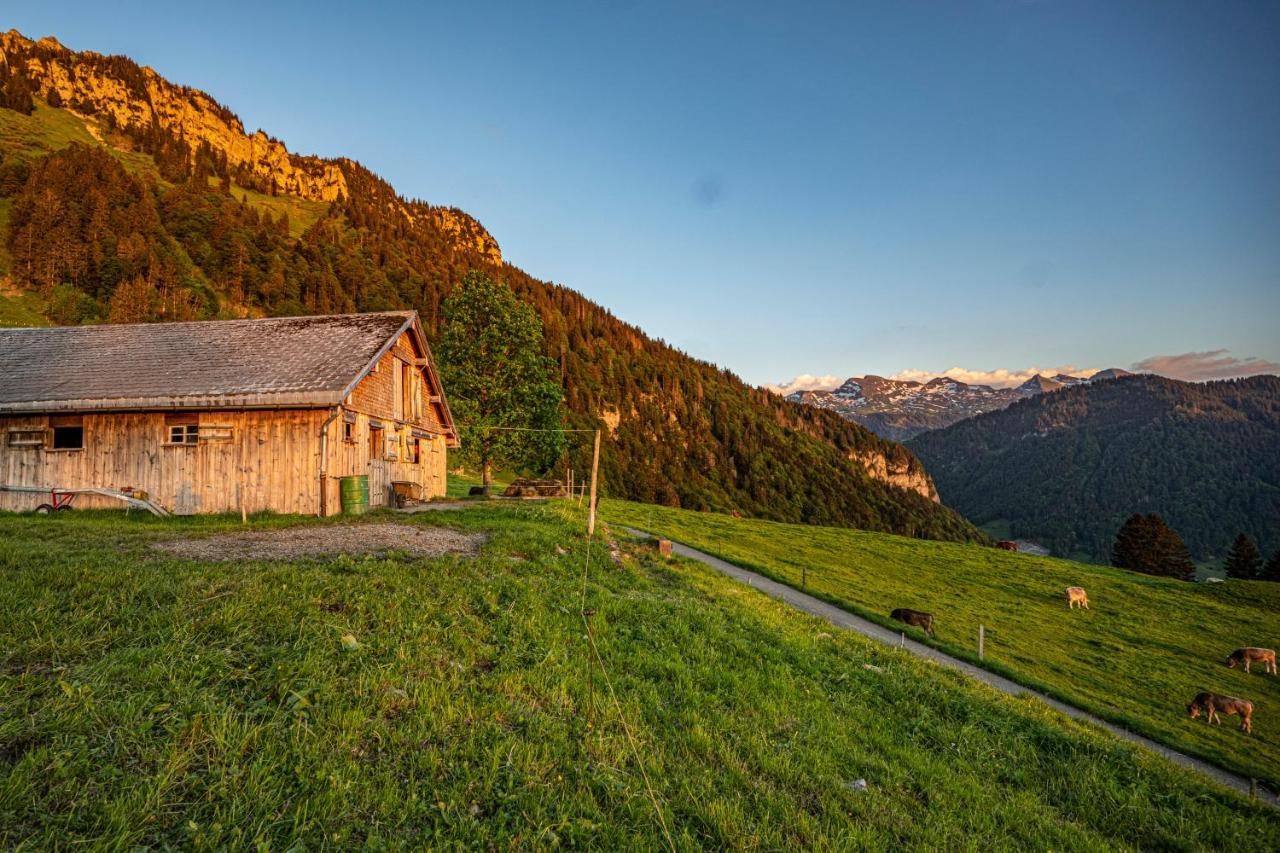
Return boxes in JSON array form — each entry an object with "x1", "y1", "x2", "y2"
[
  {"x1": 601, "y1": 500, "x2": 1280, "y2": 790},
  {"x1": 0, "y1": 290, "x2": 49, "y2": 327},
  {"x1": 0, "y1": 100, "x2": 98, "y2": 162},
  {"x1": 445, "y1": 467, "x2": 517, "y2": 498},
  {"x1": 1, "y1": 506, "x2": 1275, "y2": 848},
  {"x1": 225, "y1": 182, "x2": 330, "y2": 239}
]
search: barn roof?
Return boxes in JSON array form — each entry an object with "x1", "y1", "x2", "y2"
[{"x1": 0, "y1": 312, "x2": 450, "y2": 421}]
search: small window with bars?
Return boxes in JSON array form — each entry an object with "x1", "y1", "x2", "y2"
[
  {"x1": 7, "y1": 429, "x2": 45, "y2": 448},
  {"x1": 168, "y1": 424, "x2": 200, "y2": 445}
]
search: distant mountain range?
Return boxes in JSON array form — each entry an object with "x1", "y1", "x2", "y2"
[
  {"x1": 907, "y1": 374, "x2": 1280, "y2": 562},
  {"x1": 787, "y1": 369, "x2": 1132, "y2": 440}
]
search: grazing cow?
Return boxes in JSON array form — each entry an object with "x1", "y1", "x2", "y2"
[
  {"x1": 1187, "y1": 692, "x2": 1253, "y2": 733},
  {"x1": 890, "y1": 608, "x2": 935, "y2": 637},
  {"x1": 1065, "y1": 587, "x2": 1089, "y2": 610},
  {"x1": 1226, "y1": 647, "x2": 1277, "y2": 675},
  {"x1": 996, "y1": 541, "x2": 1018, "y2": 552}
]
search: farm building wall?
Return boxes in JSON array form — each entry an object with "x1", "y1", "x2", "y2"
[
  {"x1": 0, "y1": 409, "x2": 329, "y2": 515},
  {"x1": 325, "y1": 338, "x2": 450, "y2": 513}
]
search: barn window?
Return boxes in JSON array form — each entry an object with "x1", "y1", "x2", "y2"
[
  {"x1": 402, "y1": 363, "x2": 415, "y2": 419},
  {"x1": 7, "y1": 429, "x2": 45, "y2": 448},
  {"x1": 52, "y1": 427, "x2": 84, "y2": 449},
  {"x1": 169, "y1": 424, "x2": 200, "y2": 445},
  {"x1": 48, "y1": 414, "x2": 83, "y2": 448},
  {"x1": 369, "y1": 422, "x2": 384, "y2": 458},
  {"x1": 342, "y1": 412, "x2": 356, "y2": 443},
  {"x1": 408, "y1": 436, "x2": 421, "y2": 464},
  {"x1": 199, "y1": 425, "x2": 233, "y2": 443}
]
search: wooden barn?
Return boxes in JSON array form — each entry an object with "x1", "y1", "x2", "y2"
[{"x1": 0, "y1": 311, "x2": 459, "y2": 515}]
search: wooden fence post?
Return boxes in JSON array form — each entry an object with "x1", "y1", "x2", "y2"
[
  {"x1": 587, "y1": 429, "x2": 601, "y2": 536},
  {"x1": 979, "y1": 624, "x2": 985, "y2": 660}
]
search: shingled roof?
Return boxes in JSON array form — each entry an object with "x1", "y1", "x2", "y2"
[{"x1": 0, "y1": 312, "x2": 429, "y2": 413}]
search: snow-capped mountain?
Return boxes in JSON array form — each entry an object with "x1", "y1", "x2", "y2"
[{"x1": 787, "y1": 369, "x2": 1130, "y2": 440}]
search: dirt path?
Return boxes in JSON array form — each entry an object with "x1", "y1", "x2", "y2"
[
  {"x1": 154, "y1": 523, "x2": 484, "y2": 561},
  {"x1": 621, "y1": 526, "x2": 1278, "y2": 808}
]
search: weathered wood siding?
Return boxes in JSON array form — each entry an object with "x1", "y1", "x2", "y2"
[
  {"x1": 324, "y1": 331, "x2": 450, "y2": 513},
  {"x1": 320, "y1": 412, "x2": 447, "y2": 512},
  {"x1": 0, "y1": 410, "x2": 327, "y2": 514}
]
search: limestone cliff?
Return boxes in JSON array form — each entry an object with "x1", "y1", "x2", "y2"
[
  {"x1": 849, "y1": 450, "x2": 939, "y2": 502},
  {"x1": 0, "y1": 30, "x2": 501, "y2": 263}
]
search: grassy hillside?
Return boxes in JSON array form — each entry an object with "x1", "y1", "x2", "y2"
[
  {"x1": 1, "y1": 506, "x2": 1275, "y2": 848},
  {"x1": 601, "y1": 500, "x2": 1280, "y2": 789}
]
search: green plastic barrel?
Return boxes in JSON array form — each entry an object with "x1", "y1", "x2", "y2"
[{"x1": 339, "y1": 474, "x2": 369, "y2": 515}]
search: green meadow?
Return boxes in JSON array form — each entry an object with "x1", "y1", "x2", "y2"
[
  {"x1": 601, "y1": 499, "x2": 1280, "y2": 790},
  {"x1": 0, "y1": 504, "x2": 1276, "y2": 848}
]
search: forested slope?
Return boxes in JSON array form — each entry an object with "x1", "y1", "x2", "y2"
[{"x1": 909, "y1": 374, "x2": 1280, "y2": 560}]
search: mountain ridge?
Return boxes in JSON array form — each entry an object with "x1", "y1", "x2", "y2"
[{"x1": 788, "y1": 369, "x2": 1130, "y2": 440}]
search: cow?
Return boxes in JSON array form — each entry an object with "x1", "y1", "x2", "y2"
[
  {"x1": 1187, "y1": 692, "x2": 1253, "y2": 734},
  {"x1": 996, "y1": 541, "x2": 1018, "y2": 552},
  {"x1": 1226, "y1": 647, "x2": 1277, "y2": 675},
  {"x1": 1065, "y1": 587, "x2": 1089, "y2": 610},
  {"x1": 890, "y1": 608, "x2": 935, "y2": 637}
]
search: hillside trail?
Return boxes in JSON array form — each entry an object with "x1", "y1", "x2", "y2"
[{"x1": 619, "y1": 526, "x2": 1279, "y2": 808}]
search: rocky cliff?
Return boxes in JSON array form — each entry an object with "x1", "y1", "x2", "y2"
[
  {"x1": 848, "y1": 449, "x2": 939, "y2": 502},
  {"x1": 0, "y1": 30, "x2": 501, "y2": 262}
]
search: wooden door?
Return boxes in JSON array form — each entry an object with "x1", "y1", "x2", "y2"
[
  {"x1": 368, "y1": 424, "x2": 390, "y2": 507},
  {"x1": 368, "y1": 457, "x2": 390, "y2": 506}
]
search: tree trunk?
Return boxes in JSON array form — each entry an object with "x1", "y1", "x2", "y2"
[{"x1": 482, "y1": 437, "x2": 493, "y2": 488}]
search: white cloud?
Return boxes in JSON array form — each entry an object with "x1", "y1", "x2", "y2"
[
  {"x1": 1131, "y1": 350, "x2": 1280, "y2": 382},
  {"x1": 889, "y1": 365, "x2": 1099, "y2": 389},
  {"x1": 764, "y1": 374, "x2": 844, "y2": 395}
]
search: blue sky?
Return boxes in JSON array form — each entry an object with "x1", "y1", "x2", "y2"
[{"x1": 11, "y1": 1, "x2": 1279, "y2": 388}]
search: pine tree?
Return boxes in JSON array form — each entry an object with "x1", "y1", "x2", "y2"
[
  {"x1": 1112, "y1": 513, "x2": 1196, "y2": 581},
  {"x1": 1223, "y1": 533, "x2": 1264, "y2": 580},
  {"x1": 107, "y1": 273, "x2": 157, "y2": 323},
  {"x1": 1263, "y1": 550, "x2": 1280, "y2": 583},
  {"x1": 46, "y1": 87, "x2": 63, "y2": 108},
  {"x1": 0, "y1": 71, "x2": 35, "y2": 115}
]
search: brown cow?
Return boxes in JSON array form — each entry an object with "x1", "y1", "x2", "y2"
[
  {"x1": 1226, "y1": 647, "x2": 1277, "y2": 675},
  {"x1": 1065, "y1": 587, "x2": 1089, "y2": 610},
  {"x1": 1187, "y1": 692, "x2": 1253, "y2": 733},
  {"x1": 996, "y1": 541, "x2": 1018, "y2": 552},
  {"x1": 890, "y1": 608, "x2": 935, "y2": 637}
]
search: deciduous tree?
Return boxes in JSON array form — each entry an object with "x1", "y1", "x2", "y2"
[{"x1": 437, "y1": 271, "x2": 565, "y2": 488}]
